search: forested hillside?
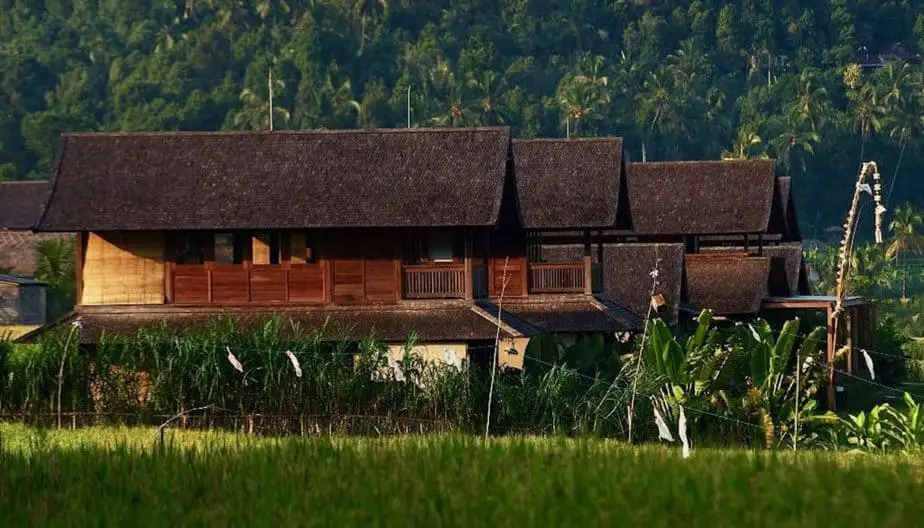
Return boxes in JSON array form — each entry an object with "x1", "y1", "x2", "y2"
[{"x1": 1, "y1": 0, "x2": 923, "y2": 233}]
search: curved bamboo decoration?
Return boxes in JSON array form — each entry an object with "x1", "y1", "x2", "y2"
[{"x1": 832, "y1": 161, "x2": 885, "y2": 322}]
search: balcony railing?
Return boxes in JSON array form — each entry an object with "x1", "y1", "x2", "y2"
[
  {"x1": 529, "y1": 261, "x2": 586, "y2": 294},
  {"x1": 403, "y1": 264, "x2": 466, "y2": 299}
]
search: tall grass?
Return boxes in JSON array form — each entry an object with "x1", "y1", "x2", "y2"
[{"x1": 2, "y1": 426, "x2": 923, "y2": 526}]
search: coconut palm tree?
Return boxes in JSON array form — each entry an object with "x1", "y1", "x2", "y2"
[
  {"x1": 465, "y1": 70, "x2": 509, "y2": 126},
  {"x1": 846, "y1": 83, "x2": 885, "y2": 160},
  {"x1": 885, "y1": 101, "x2": 924, "y2": 205},
  {"x1": 233, "y1": 75, "x2": 291, "y2": 131},
  {"x1": 721, "y1": 126, "x2": 768, "y2": 160},
  {"x1": 636, "y1": 66, "x2": 681, "y2": 160},
  {"x1": 790, "y1": 69, "x2": 831, "y2": 133},
  {"x1": 767, "y1": 114, "x2": 820, "y2": 176},
  {"x1": 887, "y1": 204, "x2": 924, "y2": 298},
  {"x1": 353, "y1": 0, "x2": 387, "y2": 56},
  {"x1": 556, "y1": 79, "x2": 603, "y2": 137}
]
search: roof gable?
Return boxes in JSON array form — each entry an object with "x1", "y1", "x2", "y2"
[
  {"x1": 684, "y1": 253, "x2": 770, "y2": 315},
  {"x1": 38, "y1": 128, "x2": 511, "y2": 231},
  {"x1": 626, "y1": 160, "x2": 776, "y2": 235},
  {"x1": 512, "y1": 138, "x2": 623, "y2": 229},
  {"x1": 0, "y1": 181, "x2": 51, "y2": 230}
]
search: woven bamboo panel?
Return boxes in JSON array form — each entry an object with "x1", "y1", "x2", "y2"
[
  {"x1": 252, "y1": 234, "x2": 270, "y2": 265},
  {"x1": 82, "y1": 232, "x2": 165, "y2": 305}
]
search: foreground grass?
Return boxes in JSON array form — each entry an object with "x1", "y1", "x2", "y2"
[{"x1": 1, "y1": 425, "x2": 923, "y2": 527}]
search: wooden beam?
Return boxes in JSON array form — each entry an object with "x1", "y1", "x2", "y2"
[
  {"x1": 463, "y1": 230, "x2": 473, "y2": 300},
  {"x1": 827, "y1": 305, "x2": 837, "y2": 412},
  {"x1": 164, "y1": 232, "x2": 174, "y2": 304},
  {"x1": 583, "y1": 231, "x2": 592, "y2": 295},
  {"x1": 75, "y1": 231, "x2": 86, "y2": 306}
]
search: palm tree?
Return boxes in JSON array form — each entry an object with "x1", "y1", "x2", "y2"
[
  {"x1": 636, "y1": 66, "x2": 681, "y2": 160},
  {"x1": 233, "y1": 74, "x2": 291, "y2": 131},
  {"x1": 846, "y1": 83, "x2": 885, "y2": 160},
  {"x1": 465, "y1": 70, "x2": 509, "y2": 126},
  {"x1": 887, "y1": 203, "x2": 924, "y2": 298},
  {"x1": 885, "y1": 101, "x2": 924, "y2": 205},
  {"x1": 556, "y1": 79, "x2": 603, "y2": 137},
  {"x1": 789, "y1": 69, "x2": 830, "y2": 133},
  {"x1": 353, "y1": 0, "x2": 388, "y2": 56},
  {"x1": 767, "y1": 114, "x2": 820, "y2": 176},
  {"x1": 721, "y1": 127, "x2": 768, "y2": 160},
  {"x1": 878, "y1": 61, "x2": 912, "y2": 109}
]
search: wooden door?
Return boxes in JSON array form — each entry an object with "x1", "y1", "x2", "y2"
[{"x1": 331, "y1": 235, "x2": 364, "y2": 305}]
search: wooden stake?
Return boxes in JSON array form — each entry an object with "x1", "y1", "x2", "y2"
[{"x1": 484, "y1": 257, "x2": 510, "y2": 442}]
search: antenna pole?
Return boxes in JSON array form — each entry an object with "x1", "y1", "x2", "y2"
[
  {"x1": 268, "y1": 69, "x2": 274, "y2": 132},
  {"x1": 407, "y1": 84, "x2": 411, "y2": 128}
]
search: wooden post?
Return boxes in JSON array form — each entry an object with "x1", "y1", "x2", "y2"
[
  {"x1": 75, "y1": 231, "x2": 85, "y2": 306},
  {"x1": 463, "y1": 230, "x2": 473, "y2": 300},
  {"x1": 583, "y1": 230, "x2": 592, "y2": 295},
  {"x1": 847, "y1": 307, "x2": 858, "y2": 374},
  {"x1": 826, "y1": 304, "x2": 837, "y2": 412}
]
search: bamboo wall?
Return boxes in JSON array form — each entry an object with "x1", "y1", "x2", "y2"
[{"x1": 82, "y1": 231, "x2": 165, "y2": 305}]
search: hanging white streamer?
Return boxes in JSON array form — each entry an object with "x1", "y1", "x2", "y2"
[
  {"x1": 861, "y1": 349, "x2": 876, "y2": 380},
  {"x1": 226, "y1": 346, "x2": 244, "y2": 373},
  {"x1": 678, "y1": 405, "x2": 691, "y2": 459},
  {"x1": 445, "y1": 348, "x2": 462, "y2": 370},
  {"x1": 388, "y1": 356, "x2": 406, "y2": 382},
  {"x1": 285, "y1": 350, "x2": 302, "y2": 378},
  {"x1": 653, "y1": 406, "x2": 674, "y2": 442}
]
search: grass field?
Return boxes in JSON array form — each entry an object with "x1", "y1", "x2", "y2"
[{"x1": 1, "y1": 425, "x2": 923, "y2": 527}]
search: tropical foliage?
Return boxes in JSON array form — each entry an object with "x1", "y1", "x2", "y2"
[{"x1": 2, "y1": 1, "x2": 924, "y2": 232}]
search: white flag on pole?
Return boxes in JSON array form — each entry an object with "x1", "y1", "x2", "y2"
[
  {"x1": 285, "y1": 350, "x2": 303, "y2": 378},
  {"x1": 678, "y1": 405, "x2": 691, "y2": 459}
]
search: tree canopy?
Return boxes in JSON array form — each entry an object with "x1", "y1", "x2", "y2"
[{"x1": 2, "y1": 0, "x2": 924, "y2": 235}]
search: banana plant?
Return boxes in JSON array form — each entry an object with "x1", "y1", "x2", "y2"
[
  {"x1": 643, "y1": 310, "x2": 733, "y2": 429},
  {"x1": 734, "y1": 318, "x2": 827, "y2": 448}
]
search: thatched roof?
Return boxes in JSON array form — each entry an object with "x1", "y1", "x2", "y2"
[
  {"x1": 763, "y1": 243, "x2": 805, "y2": 296},
  {"x1": 38, "y1": 129, "x2": 511, "y2": 231},
  {"x1": 18, "y1": 303, "x2": 519, "y2": 344},
  {"x1": 684, "y1": 253, "x2": 770, "y2": 315},
  {"x1": 512, "y1": 138, "x2": 624, "y2": 229},
  {"x1": 601, "y1": 243, "x2": 685, "y2": 323},
  {"x1": 626, "y1": 160, "x2": 776, "y2": 235},
  {"x1": 496, "y1": 295, "x2": 642, "y2": 333},
  {"x1": 0, "y1": 181, "x2": 51, "y2": 230}
]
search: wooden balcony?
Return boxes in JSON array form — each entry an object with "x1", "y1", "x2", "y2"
[
  {"x1": 528, "y1": 261, "x2": 587, "y2": 294},
  {"x1": 171, "y1": 264, "x2": 325, "y2": 304},
  {"x1": 402, "y1": 264, "x2": 466, "y2": 299}
]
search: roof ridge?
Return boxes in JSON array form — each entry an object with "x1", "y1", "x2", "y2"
[
  {"x1": 513, "y1": 137, "x2": 623, "y2": 143},
  {"x1": 62, "y1": 127, "x2": 511, "y2": 139},
  {"x1": 0, "y1": 180, "x2": 50, "y2": 185}
]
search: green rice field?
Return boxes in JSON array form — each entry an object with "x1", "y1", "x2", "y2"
[{"x1": 1, "y1": 425, "x2": 923, "y2": 527}]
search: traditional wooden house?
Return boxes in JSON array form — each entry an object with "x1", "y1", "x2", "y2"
[
  {"x1": 0, "y1": 181, "x2": 70, "y2": 276},
  {"x1": 23, "y1": 128, "x2": 640, "y2": 363}
]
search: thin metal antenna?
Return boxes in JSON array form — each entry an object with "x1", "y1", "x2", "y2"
[
  {"x1": 407, "y1": 84, "x2": 411, "y2": 128},
  {"x1": 268, "y1": 69, "x2": 274, "y2": 132},
  {"x1": 566, "y1": 116, "x2": 570, "y2": 139}
]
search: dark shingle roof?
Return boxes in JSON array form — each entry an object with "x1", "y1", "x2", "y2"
[
  {"x1": 601, "y1": 243, "x2": 685, "y2": 323},
  {"x1": 37, "y1": 129, "x2": 511, "y2": 231},
  {"x1": 512, "y1": 138, "x2": 624, "y2": 229},
  {"x1": 18, "y1": 303, "x2": 516, "y2": 344},
  {"x1": 499, "y1": 295, "x2": 641, "y2": 333},
  {"x1": 626, "y1": 160, "x2": 776, "y2": 235},
  {"x1": 0, "y1": 181, "x2": 51, "y2": 230},
  {"x1": 684, "y1": 253, "x2": 770, "y2": 315}
]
